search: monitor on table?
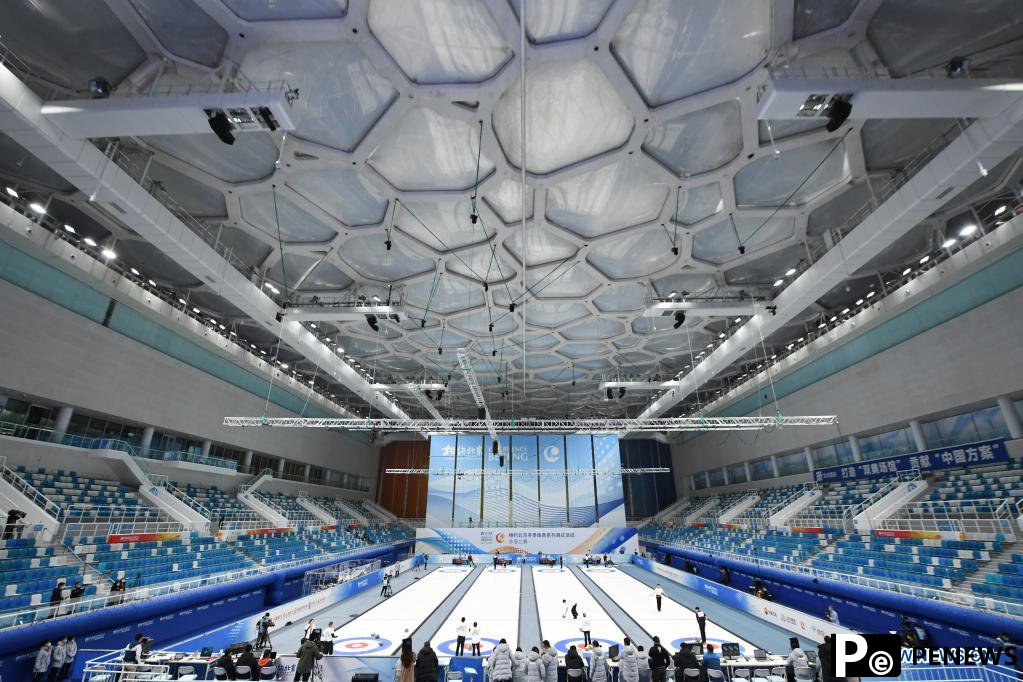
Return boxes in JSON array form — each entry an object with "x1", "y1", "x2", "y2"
[{"x1": 721, "y1": 643, "x2": 741, "y2": 659}]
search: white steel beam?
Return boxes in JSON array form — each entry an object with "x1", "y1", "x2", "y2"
[
  {"x1": 385, "y1": 468, "x2": 672, "y2": 476},
  {"x1": 0, "y1": 62, "x2": 410, "y2": 421},
  {"x1": 279, "y1": 304, "x2": 398, "y2": 322},
  {"x1": 644, "y1": 300, "x2": 767, "y2": 317},
  {"x1": 641, "y1": 97, "x2": 1023, "y2": 421}
]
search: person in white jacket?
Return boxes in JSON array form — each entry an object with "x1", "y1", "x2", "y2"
[
  {"x1": 618, "y1": 639, "x2": 639, "y2": 682},
  {"x1": 470, "y1": 622, "x2": 481, "y2": 656},
  {"x1": 588, "y1": 642, "x2": 610, "y2": 682},
  {"x1": 49, "y1": 638, "x2": 66, "y2": 682},
  {"x1": 580, "y1": 614, "x2": 592, "y2": 647},
  {"x1": 60, "y1": 635, "x2": 77, "y2": 681},
  {"x1": 455, "y1": 617, "x2": 469, "y2": 656},
  {"x1": 489, "y1": 640, "x2": 514, "y2": 682},
  {"x1": 512, "y1": 646, "x2": 527, "y2": 682},
  {"x1": 652, "y1": 584, "x2": 664, "y2": 612},
  {"x1": 541, "y1": 641, "x2": 559, "y2": 682},
  {"x1": 637, "y1": 645, "x2": 650, "y2": 682},
  {"x1": 525, "y1": 648, "x2": 546, "y2": 682},
  {"x1": 33, "y1": 641, "x2": 51, "y2": 682}
]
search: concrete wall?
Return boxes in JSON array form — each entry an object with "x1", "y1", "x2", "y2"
[
  {"x1": 0, "y1": 279, "x2": 376, "y2": 480},
  {"x1": 671, "y1": 285, "x2": 1023, "y2": 478}
]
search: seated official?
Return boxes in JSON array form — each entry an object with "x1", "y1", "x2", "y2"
[
  {"x1": 215, "y1": 648, "x2": 238, "y2": 680},
  {"x1": 701, "y1": 644, "x2": 721, "y2": 679},
  {"x1": 235, "y1": 643, "x2": 261, "y2": 680}
]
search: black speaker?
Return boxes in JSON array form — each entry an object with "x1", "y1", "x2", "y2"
[
  {"x1": 826, "y1": 99, "x2": 852, "y2": 132},
  {"x1": 208, "y1": 110, "x2": 236, "y2": 145}
]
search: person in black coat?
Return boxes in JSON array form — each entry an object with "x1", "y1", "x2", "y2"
[
  {"x1": 648, "y1": 636, "x2": 671, "y2": 682},
  {"x1": 415, "y1": 641, "x2": 439, "y2": 682},
  {"x1": 235, "y1": 644, "x2": 260, "y2": 680},
  {"x1": 215, "y1": 648, "x2": 238, "y2": 680},
  {"x1": 564, "y1": 646, "x2": 584, "y2": 672},
  {"x1": 672, "y1": 647, "x2": 699, "y2": 682},
  {"x1": 817, "y1": 636, "x2": 835, "y2": 682}
]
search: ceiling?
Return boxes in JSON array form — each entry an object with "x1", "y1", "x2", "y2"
[{"x1": 1, "y1": 0, "x2": 1022, "y2": 420}]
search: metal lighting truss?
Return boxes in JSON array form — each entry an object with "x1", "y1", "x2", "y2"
[
  {"x1": 404, "y1": 382, "x2": 449, "y2": 425},
  {"x1": 456, "y1": 348, "x2": 497, "y2": 441},
  {"x1": 384, "y1": 468, "x2": 672, "y2": 476},
  {"x1": 222, "y1": 415, "x2": 838, "y2": 433}
]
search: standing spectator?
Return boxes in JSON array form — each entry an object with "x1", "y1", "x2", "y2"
[
  {"x1": 701, "y1": 645, "x2": 721, "y2": 679},
  {"x1": 588, "y1": 642, "x2": 610, "y2": 682},
  {"x1": 323, "y1": 621, "x2": 335, "y2": 655},
  {"x1": 637, "y1": 645, "x2": 650, "y2": 682},
  {"x1": 294, "y1": 637, "x2": 322, "y2": 682},
  {"x1": 580, "y1": 614, "x2": 592, "y2": 647},
  {"x1": 4, "y1": 508, "x2": 25, "y2": 540},
  {"x1": 470, "y1": 622, "x2": 481, "y2": 656},
  {"x1": 33, "y1": 641, "x2": 51, "y2": 682},
  {"x1": 68, "y1": 583, "x2": 84, "y2": 614},
  {"x1": 303, "y1": 619, "x2": 316, "y2": 641},
  {"x1": 455, "y1": 617, "x2": 469, "y2": 656},
  {"x1": 512, "y1": 646, "x2": 527, "y2": 682},
  {"x1": 653, "y1": 584, "x2": 664, "y2": 612},
  {"x1": 48, "y1": 637, "x2": 65, "y2": 682},
  {"x1": 785, "y1": 643, "x2": 809, "y2": 682},
  {"x1": 415, "y1": 641, "x2": 439, "y2": 682},
  {"x1": 672, "y1": 645, "x2": 699, "y2": 682},
  {"x1": 489, "y1": 639, "x2": 515, "y2": 682},
  {"x1": 559, "y1": 555, "x2": 564, "y2": 571},
  {"x1": 694, "y1": 607, "x2": 707, "y2": 644},
  {"x1": 619, "y1": 639, "x2": 639, "y2": 682},
  {"x1": 541, "y1": 641, "x2": 559, "y2": 682},
  {"x1": 60, "y1": 635, "x2": 77, "y2": 681},
  {"x1": 824, "y1": 604, "x2": 839, "y2": 626},
  {"x1": 817, "y1": 636, "x2": 834, "y2": 682},
  {"x1": 648, "y1": 636, "x2": 670, "y2": 682},
  {"x1": 526, "y1": 647, "x2": 547, "y2": 682},
  {"x1": 719, "y1": 566, "x2": 731, "y2": 586},
  {"x1": 398, "y1": 640, "x2": 416, "y2": 682},
  {"x1": 109, "y1": 577, "x2": 126, "y2": 606},
  {"x1": 49, "y1": 582, "x2": 65, "y2": 619}
]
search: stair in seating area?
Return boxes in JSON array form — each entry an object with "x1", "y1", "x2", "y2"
[{"x1": 958, "y1": 537, "x2": 1023, "y2": 591}]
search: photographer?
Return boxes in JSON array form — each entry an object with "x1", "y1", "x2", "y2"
[
  {"x1": 255, "y1": 612, "x2": 274, "y2": 648},
  {"x1": 295, "y1": 634, "x2": 323, "y2": 682}
]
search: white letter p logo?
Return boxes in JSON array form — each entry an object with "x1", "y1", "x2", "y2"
[{"x1": 835, "y1": 634, "x2": 868, "y2": 677}]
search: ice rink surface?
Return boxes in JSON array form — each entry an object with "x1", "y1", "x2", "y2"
[
  {"x1": 430, "y1": 566, "x2": 522, "y2": 657},
  {"x1": 531, "y1": 565, "x2": 627, "y2": 654},
  {"x1": 580, "y1": 566, "x2": 756, "y2": 653}
]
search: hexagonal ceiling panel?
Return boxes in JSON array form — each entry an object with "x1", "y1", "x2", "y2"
[
  {"x1": 724, "y1": 244, "x2": 806, "y2": 285},
  {"x1": 512, "y1": 0, "x2": 614, "y2": 44},
  {"x1": 286, "y1": 169, "x2": 387, "y2": 227},
  {"x1": 807, "y1": 179, "x2": 878, "y2": 236},
  {"x1": 505, "y1": 227, "x2": 577, "y2": 266},
  {"x1": 593, "y1": 283, "x2": 647, "y2": 312},
  {"x1": 861, "y1": 119, "x2": 957, "y2": 172},
  {"x1": 340, "y1": 234, "x2": 435, "y2": 280},
  {"x1": 612, "y1": 0, "x2": 770, "y2": 105},
  {"x1": 145, "y1": 133, "x2": 279, "y2": 183},
  {"x1": 483, "y1": 180, "x2": 534, "y2": 224},
  {"x1": 558, "y1": 342, "x2": 608, "y2": 359},
  {"x1": 561, "y1": 318, "x2": 626, "y2": 341},
  {"x1": 644, "y1": 330, "x2": 710, "y2": 355},
  {"x1": 147, "y1": 162, "x2": 226, "y2": 218},
  {"x1": 211, "y1": 226, "x2": 273, "y2": 271},
  {"x1": 395, "y1": 198, "x2": 488, "y2": 251},
  {"x1": 692, "y1": 216, "x2": 795, "y2": 264},
  {"x1": 734, "y1": 139, "x2": 850, "y2": 207},
  {"x1": 117, "y1": 241, "x2": 202, "y2": 287},
  {"x1": 130, "y1": 0, "x2": 228, "y2": 67},
  {"x1": 0, "y1": 134, "x2": 76, "y2": 192},
  {"x1": 546, "y1": 160, "x2": 668, "y2": 238},
  {"x1": 587, "y1": 232, "x2": 677, "y2": 279},
  {"x1": 405, "y1": 276, "x2": 485, "y2": 313},
  {"x1": 269, "y1": 253, "x2": 353, "y2": 291},
  {"x1": 369, "y1": 108, "x2": 495, "y2": 190},
  {"x1": 524, "y1": 302, "x2": 590, "y2": 328},
  {"x1": 674, "y1": 183, "x2": 724, "y2": 225},
  {"x1": 527, "y1": 261, "x2": 599, "y2": 298},
  {"x1": 512, "y1": 354, "x2": 565, "y2": 370},
  {"x1": 643, "y1": 100, "x2": 743, "y2": 176},
  {"x1": 793, "y1": 0, "x2": 858, "y2": 39},
  {"x1": 221, "y1": 0, "x2": 347, "y2": 21},
  {"x1": 449, "y1": 311, "x2": 517, "y2": 336},
  {"x1": 368, "y1": 0, "x2": 512, "y2": 84},
  {"x1": 632, "y1": 315, "x2": 704, "y2": 335},
  {"x1": 445, "y1": 248, "x2": 516, "y2": 284},
  {"x1": 651, "y1": 273, "x2": 719, "y2": 297},
  {"x1": 240, "y1": 192, "x2": 338, "y2": 243},
  {"x1": 493, "y1": 59, "x2": 634, "y2": 174},
  {"x1": 243, "y1": 42, "x2": 396, "y2": 152}
]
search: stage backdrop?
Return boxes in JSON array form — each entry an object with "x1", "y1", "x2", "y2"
[
  {"x1": 425, "y1": 433, "x2": 626, "y2": 527},
  {"x1": 415, "y1": 526, "x2": 638, "y2": 555}
]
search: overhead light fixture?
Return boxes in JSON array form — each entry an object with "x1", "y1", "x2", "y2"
[
  {"x1": 63, "y1": 224, "x2": 76, "y2": 234},
  {"x1": 919, "y1": 255, "x2": 930, "y2": 264},
  {"x1": 773, "y1": 279, "x2": 784, "y2": 287},
  {"x1": 309, "y1": 323, "x2": 317, "y2": 329},
  {"x1": 281, "y1": 363, "x2": 289, "y2": 369},
  {"x1": 866, "y1": 291, "x2": 875, "y2": 298},
  {"x1": 734, "y1": 317, "x2": 741, "y2": 323},
  {"x1": 28, "y1": 202, "x2": 46, "y2": 215},
  {"x1": 841, "y1": 308, "x2": 850, "y2": 315},
  {"x1": 959, "y1": 224, "x2": 978, "y2": 237},
  {"x1": 366, "y1": 314, "x2": 379, "y2": 332},
  {"x1": 829, "y1": 316, "x2": 837, "y2": 322},
  {"x1": 673, "y1": 311, "x2": 685, "y2": 329},
  {"x1": 605, "y1": 387, "x2": 613, "y2": 400},
  {"x1": 509, "y1": 302, "x2": 516, "y2": 313},
  {"x1": 89, "y1": 77, "x2": 112, "y2": 99},
  {"x1": 192, "y1": 307, "x2": 201, "y2": 313},
  {"x1": 668, "y1": 291, "x2": 678, "y2": 298},
  {"x1": 207, "y1": 110, "x2": 235, "y2": 145},
  {"x1": 101, "y1": 248, "x2": 117, "y2": 260},
  {"x1": 618, "y1": 387, "x2": 626, "y2": 399},
  {"x1": 372, "y1": 294, "x2": 381, "y2": 302},
  {"x1": 941, "y1": 238, "x2": 956, "y2": 249},
  {"x1": 5, "y1": 187, "x2": 18, "y2": 198},
  {"x1": 178, "y1": 298, "x2": 186, "y2": 305},
  {"x1": 995, "y1": 205, "x2": 1008, "y2": 216},
  {"x1": 855, "y1": 298, "x2": 864, "y2": 305},
  {"x1": 148, "y1": 279, "x2": 157, "y2": 287},
  {"x1": 83, "y1": 237, "x2": 97, "y2": 247},
  {"x1": 130, "y1": 267, "x2": 140, "y2": 275},
  {"x1": 718, "y1": 332, "x2": 725, "y2": 339},
  {"x1": 785, "y1": 268, "x2": 797, "y2": 276},
  {"x1": 945, "y1": 56, "x2": 970, "y2": 78}
]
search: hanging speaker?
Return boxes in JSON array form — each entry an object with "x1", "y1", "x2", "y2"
[{"x1": 207, "y1": 110, "x2": 235, "y2": 145}]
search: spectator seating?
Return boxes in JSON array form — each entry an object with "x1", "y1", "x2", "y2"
[
  {"x1": 14, "y1": 467, "x2": 150, "y2": 516},
  {"x1": 253, "y1": 491, "x2": 317, "y2": 523},
  {"x1": 0, "y1": 538, "x2": 90, "y2": 618},
  {"x1": 233, "y1": 530, "x2": 324, "y2": 565}
]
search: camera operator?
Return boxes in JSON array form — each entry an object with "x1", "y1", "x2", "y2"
[
  {"x1": 255, "y1": 612, "x2": 274, "y2": 648},
  {"x1": 295, "y1": 632, "x2": 323, "y2": 682}
]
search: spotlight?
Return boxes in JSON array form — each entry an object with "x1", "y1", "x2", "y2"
[
  {"x1": 619, "y1": 387, "x2": 626, "y2": 399},
  {"x1": 389, "y1": 314, "x2": 401, "y2": 322},
  {"x1": 483, "y1": 281, "x2": 488, "y2": 292},
  {"x1": 478, "y1": 407, "x2": 486, "y2": 419},
  {"x1": 424, "y1": 390, "x2": 433, "y2": 400},
  {"x1": 671, "y1": 246, "x2": 679, "y2": 256},
  {"x1": 366, "y1": 314, "x2": 379, "y2": 332},
  {"x1": 421, "y1": 318, "x2": 427, "y2": 328},
  {"x1": 492, "y1": 441, "x2": 498, "y2": 455},
  {"x1": 826, "y1": 99, "x2": 852, "y2": 132},
  {"x1": 605, "y1": 387, "x2": 614, "y2": 400},
  {"x1": 385, "y1": 239, "x2": 392, "y2": 251},
  {"x1": 766, "y1": 305, "x2": 777, "y2": 316},
  {"x1": 499, "y1": 455, "x2": 505, "y2": 467},
  {"x1": 438, "y1": 346, "x2": 443, "y2": 355},
  {"x1": 437, "y1": 390, "x2": 444, "y2": 401},
  {"x1": 673, "y1": 311, "x2": 685, "y2": 329},
  {"x1": 509, "y1": 302, "x2": 516, "y2": 313},
  {"x1": 207, "y1": 110, "x2": 235, "y2": 145},
  {"x1": 492, "y1": 349, "x2": 497, "y2": 357},
  {"x1": 470, "y1": 212, "x2": 478, "y2": 224},
  {"x1": 945, "y1": 56, "x2": 970, "y2": 78},
  {"x1": 89, "y1": 77, "x2": 111, "y2": 99},
  {"x1": 488, "y1": 322, "x2": 494, "y2": 332},
  {"x1": 737, "y1": 244, "x2": 746, "y2": 255}
]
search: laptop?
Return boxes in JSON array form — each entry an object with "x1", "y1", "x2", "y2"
[
  {"x1": 608, "y1": 645, "x2": 620, "y2": 661},
  {"x1": 805, "y1": 651, "x2": 819, "y2": 665},
  {"x1": 753, "y1": 649, "x2": 768, "y2": 661},
  {"x1": 200, "y1": 647, "x2": 213, "y2": 658}
]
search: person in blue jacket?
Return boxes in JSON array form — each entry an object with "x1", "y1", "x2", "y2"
[{"x1": 701, "y1": 644, "x2": 721, "y2": 680}]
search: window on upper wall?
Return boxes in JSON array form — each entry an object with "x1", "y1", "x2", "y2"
[
  {"x1": 750, "y1": 457, "x2": 774, "y2": 480},
  {"x1": 859, "y1": 427, "x2": 915, "y2": 461},
  {"x1": 707, "y1": 468, "x2": 725, "y2": 487},
  {"x1": 922, "y1": 405, "x2": 1009, "y2": 447},
  {"x1": 776, "y1": 451, "x2": 809, "y2": 476},
  {"x1": 726, "y1": 463, "x2": 748, "y2": 484},
  {"x1": 693, "y1": 473, "x2": 708, "y2": 490}
]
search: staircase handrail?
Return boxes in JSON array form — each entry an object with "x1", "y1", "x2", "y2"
[
  {"x1": 0, "y1": 457, "x2": 62, "y2": 520},
  {"x1": 164, "y1": 483, "x2": 211, "y2": 519}
]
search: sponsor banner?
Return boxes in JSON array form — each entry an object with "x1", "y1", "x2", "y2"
[
  {"x1": 789, "y1": 526, "x2": 825, "y2": 534},
  {"x1": 633, "y1": 556, "x2": 854, "y2": 643},
  {"x1": 320, "y1": 525, "x2": 337, "y2": 532},
  {"x1": 814, "y1": 438, "x2": 1007, "y2": 483},
  {"x1": 874, "y1": 529, "x2": 955, "y2": 541},
  {"x1": 107, "y1": 531, "x2": 181, "y2": 544},
  {"x1": 275, "y1": 654, "x2": 399, "y2": 680},
  {"x1": 415, "y1": 527, "x2": 637, "y2": 555},
  {"x1": 245, "y1": 526, "x2": 294, "y2": 536}
]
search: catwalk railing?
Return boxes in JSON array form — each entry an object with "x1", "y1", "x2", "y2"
[
  {"x1": 0, "y1": 456, "x2": 63, "y2": 522},
  {"x1": 878, "y1": 499, "x2": 1016, "y2": 540},
  {"x1": 211, "y1": 508, "x2": 276, "y2": 532},
  {"x1": 649, "y1": 540, "x2": 1023, "y2": 620},
  {"x1": 164, "y1": 483, "x2": 211, "y2": 520}
]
